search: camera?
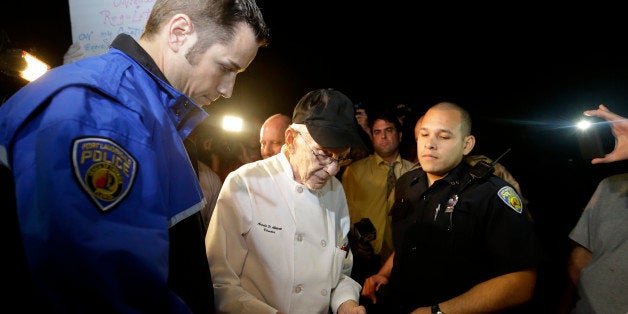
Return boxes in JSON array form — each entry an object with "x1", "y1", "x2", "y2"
[
  {"x1": 353, "y1": 218, "x2": 376, "y2": 243},
  {"x1": 576, "y1": 117, "x2": 609, "y2": 159}
]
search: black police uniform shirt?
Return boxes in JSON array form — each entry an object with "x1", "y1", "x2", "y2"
[{"x1": 388, "y1": 162, "x2": 540, "y2": 311}]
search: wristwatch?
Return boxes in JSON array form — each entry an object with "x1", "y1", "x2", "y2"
[{"x1": 431, "y1": 304, "x2": 445, "y2": 314}]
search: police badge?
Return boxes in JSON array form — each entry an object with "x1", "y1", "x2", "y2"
[{"x1": 72, "y1": 137, "x2": 137, "y2": 212}]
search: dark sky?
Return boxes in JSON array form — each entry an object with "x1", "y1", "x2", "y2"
[{"x1": 2, "y1": 1, "x2": 627, "y2": 242}]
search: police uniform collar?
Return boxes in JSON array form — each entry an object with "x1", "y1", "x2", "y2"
[
  {"x1": 110, "y1": 34, "x2": 206, "y2": 141},
  {"x1": 110, "y1": 34, "x2": 169, "y2": 84},
  {"x1": 416, "y1": 161, "x2": 470, "y2": 187},
  {"x1": 442, "y1": 162, "x2": 472, "y2": 186}
]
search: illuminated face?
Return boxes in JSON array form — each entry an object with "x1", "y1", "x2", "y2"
[
  {"x1": 372, "y1": 119, "x2": 402, "y2": 160},
  {"x1": 260, "y1": 121, "x2": 287, "y2": 159},
  {"x1": 289, "y1": 130, "x2": 350, "y2": 190},
  {"x1": 175, "y1": 23, "x2": 260, "y2": 107},
  {"x1": 415, "y1": 108, "x2": 474, "y2": 184}
]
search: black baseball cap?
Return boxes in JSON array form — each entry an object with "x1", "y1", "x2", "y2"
[{"x1": 292, "y1": 88, "x2": 366, "y2": 149}]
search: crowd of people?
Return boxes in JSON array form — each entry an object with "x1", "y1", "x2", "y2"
[
  {"x1": 196, "y1": 99, "x2": 626, "y2": 314},
  {"x1": 1, "y1": 0, "x2": 627, "y2": 313}
]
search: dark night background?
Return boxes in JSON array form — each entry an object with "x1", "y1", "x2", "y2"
[{"x1": 2, "y1": 1, "x2": 627, "y2": 311}]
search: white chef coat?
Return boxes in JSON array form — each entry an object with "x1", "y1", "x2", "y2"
[{"x1": 206, "y1": 148, "x2": 361, "y2": 313}]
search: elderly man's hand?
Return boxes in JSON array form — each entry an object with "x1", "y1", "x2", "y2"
[{"x1": 338, "y1": 300, "x2": 366, "y2": 314}]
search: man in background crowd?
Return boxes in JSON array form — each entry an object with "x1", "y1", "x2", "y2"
[
  {"x1": 260, "y1": 113, "x2": 291, "y2": 159},
  {"x1": 341, "y1": 110, "x2": 415, "y2": 288},
  {"x1": 560, "y1": 104, "x2": 627, "y2": 314},
  {"x1": 191, "y1": 120, "x2": 223, "y2": 232}
]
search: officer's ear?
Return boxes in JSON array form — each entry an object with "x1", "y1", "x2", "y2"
[
  {"x1": 463, "y1": 135, "x2": 475, "y2": 155},
  {"x1": 167, "y1": 14, "x2": 194, "y2": 55}
]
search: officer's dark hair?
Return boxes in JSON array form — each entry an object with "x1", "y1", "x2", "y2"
[
  {"x1": 429, "y1": 102, "x2": 472, "y2": 136},
  {"x1": 142, "y1": 0, "x2": 271, "y2": 65}
]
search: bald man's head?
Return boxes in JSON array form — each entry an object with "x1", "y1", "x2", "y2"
[{"x1": 260, "y1": 113, "x2": 291, "y2": 159}]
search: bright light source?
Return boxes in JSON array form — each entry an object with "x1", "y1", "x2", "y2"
[
  {"x1": 222, "y1": 115, "x2": 243, "y2": 132},
  {"x1": 20, "y1": 51, "x2": 50, "y2": 82},
  {"x1": 576, "y1": 119, "x2": 592, "y2": 130}
]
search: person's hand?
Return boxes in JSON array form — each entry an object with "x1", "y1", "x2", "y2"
[
  {"x1": 355, "y1": 109, "x2": 370, "y2": 135},
  {"x1": 584, "y1": 104, "x2": 628, "y2": 164},
  {"x1": 337, "y1": 299, "x2": 366, "y2": 314},
  {"x1": 63, "y1": 43, "x2": 85, "y2": 64},
  {"x1": 361, "y1": 273, "x2": 389, "y2": 304}
]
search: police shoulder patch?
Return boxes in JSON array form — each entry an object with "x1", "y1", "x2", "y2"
[
  {"x1": 72, "y1": 137, "x2": 137, "y2": 212},
  {"x1": 497, "y1": 186, "x2": 523, "y2": 214}
]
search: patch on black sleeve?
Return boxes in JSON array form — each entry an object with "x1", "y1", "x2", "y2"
[{"x1": 497, "y1": 186, "x2": 523, "y2": 214}]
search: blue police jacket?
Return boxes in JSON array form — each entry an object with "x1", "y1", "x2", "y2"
[{"x1": 0, "y1": 38, "x2": 209, "y2": 312}]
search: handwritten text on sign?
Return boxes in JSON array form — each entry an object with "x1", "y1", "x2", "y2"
[{"x1": 69, "y1": 0, "x2": 156, "y2": 57}]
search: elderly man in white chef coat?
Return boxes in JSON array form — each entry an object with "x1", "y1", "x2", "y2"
[{"x1": 206, "y1": 88, "x2": 367, "y2": 314}]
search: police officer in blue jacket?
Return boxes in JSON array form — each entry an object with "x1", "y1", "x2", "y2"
[{"x1": 0, "y1": 1, "x2": 269, "y2": 312}]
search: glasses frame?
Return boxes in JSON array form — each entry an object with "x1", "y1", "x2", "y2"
[{"x1": 295, "y1": 131, "x2": 352, "y2": 167}]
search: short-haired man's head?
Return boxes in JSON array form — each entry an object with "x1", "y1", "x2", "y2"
[
  {"x1": 368, "y1": 110, "x2": 402, "y2": 136},
  {"x1": 428, "y1": 102, "x2": 472, "y2": 136},
  {"x1": 262, "y1": 113, "x2": 291, "y2": 130},
  {"x1": 260, "y1": 113, "x2": 291, "y2": 159},
  {"x1": 369, "y1": 110, "x2": 404, "y2": 159},
  {"x1": 143, "y1": 0, "x2": 270, "y2": 65}
]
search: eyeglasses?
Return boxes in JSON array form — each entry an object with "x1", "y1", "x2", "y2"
[{"x1": 295, "y1": 131, "x2": 352, "y2": 167}]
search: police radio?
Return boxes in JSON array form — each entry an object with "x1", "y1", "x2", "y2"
[{"x1": 469, "y1": 148, "x2": 511, "y2": 180}]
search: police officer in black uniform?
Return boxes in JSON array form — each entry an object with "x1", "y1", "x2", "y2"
[{"x1": 382, "y1": 102, "x2": 540, "y2": 314}]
